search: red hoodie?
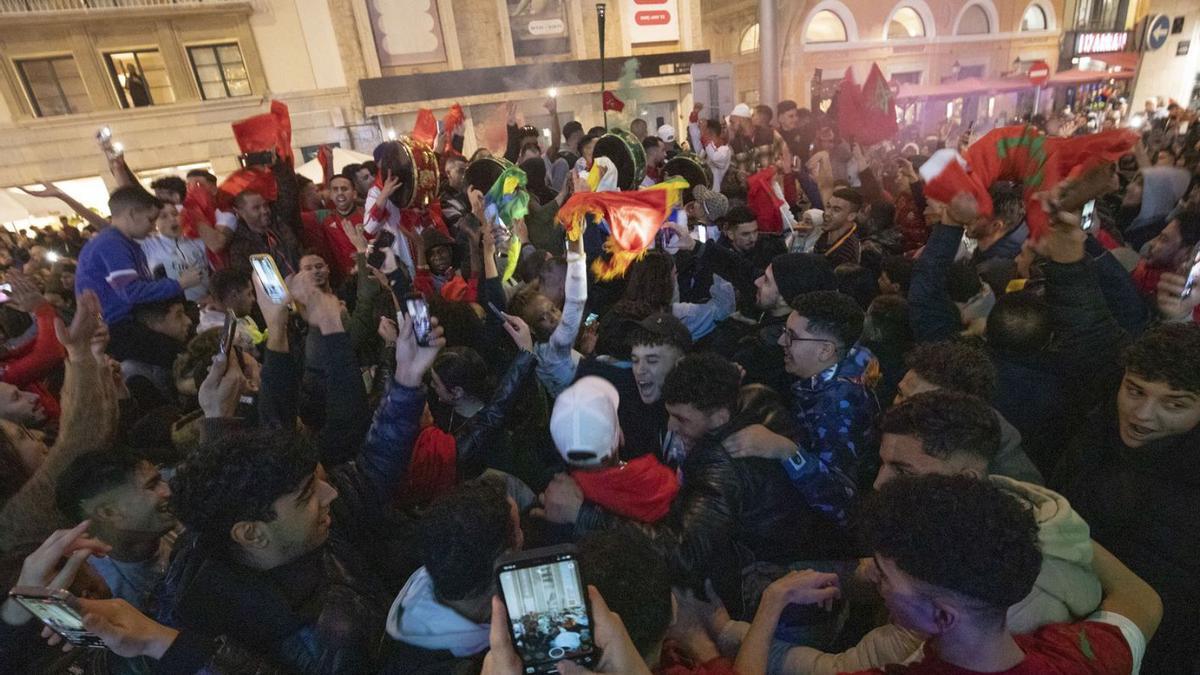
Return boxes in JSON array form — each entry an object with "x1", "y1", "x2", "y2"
[{"x1": 571, "y1": 455, "x2": 679, "y2": 523}]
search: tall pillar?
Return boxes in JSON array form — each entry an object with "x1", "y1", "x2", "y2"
[{"x1": 758, "y1": 0, "x2": 779, "y2": 108}]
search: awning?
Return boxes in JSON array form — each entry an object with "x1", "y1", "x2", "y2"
[
  {"x1": 1047, "y1": 68, "x2": 1134, "y2": 85},
  {"x1": 896, "y1": 77, "x2": 1036, "y2": 101},
  {"x1": 1086, "y1": 51, "x2": 1138, "y2": 70}
]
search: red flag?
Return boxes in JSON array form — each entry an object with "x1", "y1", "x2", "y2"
[
  {"x1": 231, "y1": 100, "x2": 293, "y2": 165},
  {"x1": 834, "y1": 67, "x2": 863, "y2": 141},
  {"x1": 411, "y1": 109, "x2": 438, "y2": 146},
  {"x1": 441, "y1": 104, "x2": 465, "y2": 154},
  {"x1": 858, "y1": 63, "x2": 899, "y2": 146},
  {"x1": 602, "y1": 91, "x2": 625, "y2": 113},
  {"x1": 317, "y1": 145, "x2": 333, "y2": 187}
]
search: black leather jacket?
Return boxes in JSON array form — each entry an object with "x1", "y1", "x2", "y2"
[{"x1": 575, "y1": 385, "x2": 852, "y2": 617}]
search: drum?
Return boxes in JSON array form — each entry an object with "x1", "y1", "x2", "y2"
[
  {"x1": 662, "y1": 152, "x2": 713, "y2": 204},
  {"x1": 465, "y1": 155, "x2": 514, "y2": 195},
  {"x1": 593, "y1": 128, "x2": 646, "y2": 191},
  {"x1": 373, "y1": 137, "x2": 441, "y2": 209}
]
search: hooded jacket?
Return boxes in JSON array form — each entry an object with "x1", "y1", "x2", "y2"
[
  {"x1": 572, "y1": 454, "x2": 680, "y2": 523},
  {"x1": 386, "y1": 566, "x2": 489, "y2": 658}
]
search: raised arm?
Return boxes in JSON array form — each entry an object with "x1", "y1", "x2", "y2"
[
  {"x1": 18, "y1": 184, "x2": 109, "y2": 231},
  {"x1": 908, "y1": 221, "x2": 965, "y2": 343}
]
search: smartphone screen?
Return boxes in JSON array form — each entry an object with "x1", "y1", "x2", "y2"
[
  {"x1": 497, "y1": 550, "x2": 596, "y2": 672},
  {"x1": 405, "y1": 297, "x2": 431, "y2": 347},
  {"x1": 584, "y1": 312, "x2": 599, "y2": 328},
  {"x1": 1182, "y1": 244, "x2": 1200, "y2": 299},
  {"x1": 1080, "y1": 199, "x2": 1096, "y2": 232},
  {"x1": 220, "y1": 310, "x2": 237, "y2": 357},
  {"x1": 696, "y1": 224, "x2": 708, "y2": 244},
  {"x1": 10, "y1": 589, "x2": 105, "y2": 648},
  {"x1": 250, "y1": 254, "x2": 289, "y2": 305}
]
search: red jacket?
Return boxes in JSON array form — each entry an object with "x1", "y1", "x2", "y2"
[
  {"x1": 0, "y1": 303, "x2": 65, "y2": 387},
  {"x1": 571, "y1": 455, "x2": 679, "y2": 523}
]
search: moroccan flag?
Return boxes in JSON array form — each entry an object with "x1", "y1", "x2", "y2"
[
  {"x1": 834, "y1": 67, "x2": 863, "y2": 142},
  {"x1": 603, "y1": 91, "x2": 625, "y2": 113},
  {"x1": 317, "y1": 145, "x2": 333, "y2": 186},
  {"x1": 920, "y1": 125, "x2": 1136, "y2": 239},
  {"x1": 441, "y1": 103, "x2": 465, "y2": 153},
  {"x1": 231, "y1": 100, "x2": 293, "y2": 165},
  {"x1": 412, "y1": 109, "x2": 439, "y2": 146},
  {"x1": 557, "y1": 189, "x2": 672, "y2": 280},
  {"x1": 858, "y1": 63, "x2": 898, "y2": 146}
]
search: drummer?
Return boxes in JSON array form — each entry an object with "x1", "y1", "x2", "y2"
[{"x1": 642, "y1": 137, "x2": 667, "y2": 187}]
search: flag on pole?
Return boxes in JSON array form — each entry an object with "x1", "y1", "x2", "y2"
[
  {"x1": 858, "y1": 63, "x2": 899, "y2": 146},
  {"x1": 602, "y1": 91, "x2": 626, "y2": 113}
]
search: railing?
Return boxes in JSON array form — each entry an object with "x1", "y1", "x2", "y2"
[{"x1": 0, "y1": 0, "x2": 241, "y2": 14}]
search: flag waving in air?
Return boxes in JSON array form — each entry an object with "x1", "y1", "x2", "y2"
[{"x1": 858, "y1": 63, "x2": 899, "y2": 146}]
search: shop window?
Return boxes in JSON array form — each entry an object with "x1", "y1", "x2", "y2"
[
  {"x1": 805, "y1": 10, "x2": 848, "y2": 43},
  {"x1": 106, "y1": 50, "x2": 175, "y2": 109},
  {"x1": 888, "y1": 8, "x2": 926, "y2": 39},
  {"x1": 16, "y1": 56, "x2": 91, "y2": 118},
  {"x1": 740, "y1": 23, "x2": 759, "y2": 54},
  {"x1": 1021, "y1": 5, "x2": 1047, "y2": 31},
  {"x1": 187, "y1": 43, "x2": 251, "y2": 101},
  {"x1": 957, "y1": 5, "x2": 991, "y2": 35}
]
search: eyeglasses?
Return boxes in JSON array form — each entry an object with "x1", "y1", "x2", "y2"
[{"x1": 781, "y1": 329, "x2": 832, "y2": 347}]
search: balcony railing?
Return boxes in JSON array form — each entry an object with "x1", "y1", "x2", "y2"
[{"x1": 0, "y1": 0, "x2": 241, "y2": 14}]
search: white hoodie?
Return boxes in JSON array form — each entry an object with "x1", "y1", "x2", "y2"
[{"x1": 387, "y1": 567, "x2": 490, "y2": 658}]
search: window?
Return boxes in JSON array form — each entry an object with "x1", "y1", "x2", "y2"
[
  {"x1": 892, "y1": 70, "x2": 922, "y2": 85},
  {"x1": 739, "y1": 23, "x2": 759, "y2": 54},
  {"x1": 957, "y1": 5, "x2": 991, "y2": 35},
  {"x1": 16, "y1": 56, "x2": 91, "y2": 118},
  {"x1": 187, "y1": 43, "x2": 251, "y2": 100},
  {"x1": 1021, "y1": 5, "x2": 1047, "y2": 31},
  {"x1": 805, "y1": 10, "x2": 847, "y2": 43},
  {"x1": 888, "y1": 7, "x2": 926, "y2": 39},
  {"x1": 106, "y1": 50, "x2": 175, "y2": 108}
]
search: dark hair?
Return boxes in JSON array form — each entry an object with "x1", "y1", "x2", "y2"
[
  {"x1": 429, "y1": 298, "x2": 486, "y2": 351},
  {"x1": 834, "y1": 263, "x2": 878, "y2": 310},
  {"x1": 861, "y1": 474, "x2": 1041, "y2": 609},
  {"x1": 1122, "y1": 323, "x2": 1200, "y2": 395},
  {"x1": 789, "y1": 291, "x2": 865, "y2": 355},
  {"x1": 880, "y1": 255, "x2": 914, "y2": 295},
  {"x1": 578, "y1": 530, "x2": 672, "y2": 659},
  {"x1": 989, "y1": 182, "x2": 1025, "y2": 232},
  {"x1": 563, "y1": 121, "x2": 584, "y2": 139},
  {"x1": 662, "y1": 353, "x2": 740, "y2": 414},
  {"x1": 185, "y1": 169, "x2": 217, "y2": 184},
  {"x1": 340, "y1": 163, "x2": 363, "y2": 181},
  {"x1": 108, "y1": 186, "x2": 161, "y2": 215},
  {"x1": 328, "y1": 174, "x2": 354, "y2": 188},
  {"x1": 776, "y1": 100, "x2": 798, "y2": 117},
  {"x1": 56, "y1": 449, "x2": 145, "y2": 522},
  {"x1": 753, "y1": 104, "x2": 773, "y2": 122},
  {"x1": 642, "y1": 136, "x2": 663, "y2": 151},
  {"x1": 704, "y1": 118, "x2": 722, "y2": 136},
  {"x1": 863, "y1": 295, "x2": 913, "y2": 349},
  {"x1": 616, "y1": 251, "x2": 675, "y2": 314},
  {"x1": 1176, "y1": 207, "x2": 1200, "y2": 248},
  {"x1": 432, "y1": 346, "x2": 494, "y2": 401},
  {"x1": 420, "y1": 478, "x2": 513, "y2": 601},
  {"x1": 881, "y1": 391, "x2": 1001, "y2": 463},
  {"x1": 945, "y1": 260, "x2": 982, "y2": 303},
  {"x1": 170, "y1": 428, "x2": 318, "y2": 548},
  {"x1": 724, "y1": 205, "x2": 757, "y2": 228},
  {"x1": 831, "y1": 187, "x2": 863, "y2": 210},
  {"x1": 361, "y1": 161, "x2": 378, "y2": 176},
  {"x1": 905, "y1": 341, "x2": 997, "y2": 400},
  {"x1": 232, "y1": 190, "x2": 261, "y2": 210},
  {"x1": 132, "y1": 297, "x2": 187, "y2": 327},
  {"x1": 986, "y1": 292, "x2": 1052, "y2": 355},
  {"x1": 627, "y1": 325, "x2": 689, "y2": 354},
  {"x1": 209, "y1": 267, "x2": 251, "y2": 304},
  {"x1": 150, "y1": 176, "x2": 187, "y2": 203}
]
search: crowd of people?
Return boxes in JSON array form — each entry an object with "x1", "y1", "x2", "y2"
[{"x1": 0, "y1": 89, "x2": 1196, "y2": 675}]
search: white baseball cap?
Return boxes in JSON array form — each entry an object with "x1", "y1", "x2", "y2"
[
  {"x1": 551, "y1": 377, "x2": 621, "y2": 467},
  {"x1": 657, "y1": 124, "x2": 676, "y2": 143},
  {"x1": 730, "y1": 103, "x2": 753, "y2": 119}
]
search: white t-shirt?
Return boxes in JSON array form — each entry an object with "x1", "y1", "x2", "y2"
[{"x1": 140, "y1": 234, "x2": 209, "y2": 302}]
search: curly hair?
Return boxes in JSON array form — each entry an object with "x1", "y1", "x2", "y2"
[
  {"x1": 905, "y1": 341, "x2": 997, "y2": 400},
  {"x1": 169, "y1": 428, "x2": 317, "y2": 548},
  {"x1": 432, "y1": 346, "x2": 495, "y2": 402},
  {"x1": 579, "y1": 530, "x2": 672, "y2": 659},
  {"x1": 209, "y1": 267, "x2": 251, "y2": 305},
  {"x1": 615, "y1": 251, "x2": 675, "y2": 315},
  {"x1": 1122, "y1": 322, "x2": 1200, "y2": 395},
  {"x1": 789, "y1": 290, "x2": 864, "y2": 356},
  {"x1": 149, "y1": 176, "x2": 187, "y2": 203},
  {"x1": 880, "y1": 391, "x2": 1001, "y2": 463},
  {"x1": 420, "y1": 477, "x2": 513, "y2": 601},
  {"x1": 662, "y1": 352, "x2": 740, "y2": 414},
  {"x1": 861, "y1": 474, "x2": 1041, "y2": 610}
]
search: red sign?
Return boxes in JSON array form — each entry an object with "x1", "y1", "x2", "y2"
[{"x1": 1027, "y1": 60, "x2": 1051, "y2": 86}]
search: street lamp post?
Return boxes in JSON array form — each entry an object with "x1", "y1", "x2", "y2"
[
  {"x1": 759, "y1": 0, "x2": 778, "y2": 108},
  {"x1": 597, "y1": 3, "x2": 608, "y2": 128}
]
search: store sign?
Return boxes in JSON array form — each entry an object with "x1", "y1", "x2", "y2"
[
  {"x1": 506, "y1": 0, "x2": 570, "y2": 58},
  {"x1": 622, "y1": 0, "x2": 680, "y2": 44},
  {"x1": 368, "y1": 0, "x2": 447, "y2": 67},
  {"x1": 1075, "y1": 31, "x2": 1129, "y2": 54}
]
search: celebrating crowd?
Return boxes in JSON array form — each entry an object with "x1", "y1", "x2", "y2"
[{"x1": 0, "y1": 90, "x2": 1197, "y2": 675}]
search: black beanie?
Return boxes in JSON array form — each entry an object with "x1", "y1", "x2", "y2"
[{"x1": 771, "y1": 253, "x2": 837, "y2": 306}]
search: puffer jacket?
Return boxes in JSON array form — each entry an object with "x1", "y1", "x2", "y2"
[
  {"x1": 575, "y1": 385, "x2": 853, "y2": 619},
  {"x1": 157, "y1": 334, "x2": 427, "y2": 674}
]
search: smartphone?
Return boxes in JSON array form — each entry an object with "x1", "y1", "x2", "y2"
[
  {"x1": 696, "y1": 224, "x2": 708, "y2": 244},
  {"x1": 495, "y1": 545, "x2": 597, "y2": 673},
  {"x1": 1182, "y1": 243, "x2": 1200, "y2": 299},
  {"x1": 240, "y1": 150, "x2": 276, "y2": 168},
  {"x1": 487, "y1": 301, "x2": 506, "y2": 320},
  {"x1": 249, "y1": 254, "x2": 289, "y2": 305},
  {"x1": 96, "y1": 127, "x2": 121, "y2": 162},
  {"x1": 8, "y1": 587, "x2": 106, "y2": 648},
  {"x1": 368, "y1": 230, "x2": 396, "y2": 269},
  {"x1": 584, "y1": 312, "x2": 599, "y2": 328},
  {"x1": 1080, "y1": 199, "x2": 1097, "y2": 233},
  {"x1": 404, "y1": 296, "x2": 431, "y2": 347}
]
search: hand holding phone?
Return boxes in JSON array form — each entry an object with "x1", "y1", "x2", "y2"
[
  {"x1": 249, "y1": 254, "x2": 290, "y2": 306},
  {"x1": 1181, "y1": 243, "x2": 1200, "y2": 299},
  {"x1": 495, "y1": 545, "x2": 598, "y2": 673},
  {"x1": 403, "y1": 297, "x2": 431, "y2": 347},
  {"x1": 9, "y1": 587, "x2": 106, "y2": 647}
]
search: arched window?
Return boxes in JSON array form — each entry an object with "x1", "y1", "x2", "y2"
[
  {"x1": 887, "y1": 7, "x2": 926, "y2": 38},
  {"x1": 805, "y1": 10, "x2": 848, "y2": 43},
  {"x1": 957, "y1": 4, "x2": 991, "y2": 35},
  {"x1": 1020, "y1": 5, "x2": 1047, "y2": 31},
  {"x1": 739, "y1": 23, "x2": 759, "y2": 54}
]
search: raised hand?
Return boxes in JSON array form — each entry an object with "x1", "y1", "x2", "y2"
[
  {"x1": 251, "y1": 274, "x2": 291, "y2": 329},
  {"x1": 377, "y1": 171, "x2": 401, "y2": 203},
  {"x1": 723, "y1": 423, "x2": 797, "y2": 460},
  {"x1": 17, "y1": 183, "x2": 66, "y2": 200},
  {"x1": 394, "y1": 311, "x2": 446, "y2": 388},
  {"x1": 342, "y1": 220, "x2": 369, "y2": 255},
  {"x1": 4, "y1": 270, "x2": 46, "y2": 313},
  {"x1": 54, "y1": 290, "x2": 102, "y2": 361},
  {"x1": 762, "y1": 570, "x2": 841, "y2": 612},
  {"x1": 1, "y1": 521, "x2": 111, "y2": 628},
  {"x1": 198, "y1": 353, "x2": 247, "y2": 419},
  {"x1": 532, "y1": 473, "x2": 583, "y2": 524},
  {"x1": 499, "y1": 311, "x2": 533, "y2": 353}
]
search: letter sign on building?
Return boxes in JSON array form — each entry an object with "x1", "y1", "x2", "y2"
[
  {"x1": 622, "y1": 0, "x2": 680, "y2": 44},
  {"x1": 1075, "y1": 31, "x2": 1129, "y2": 54}
]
